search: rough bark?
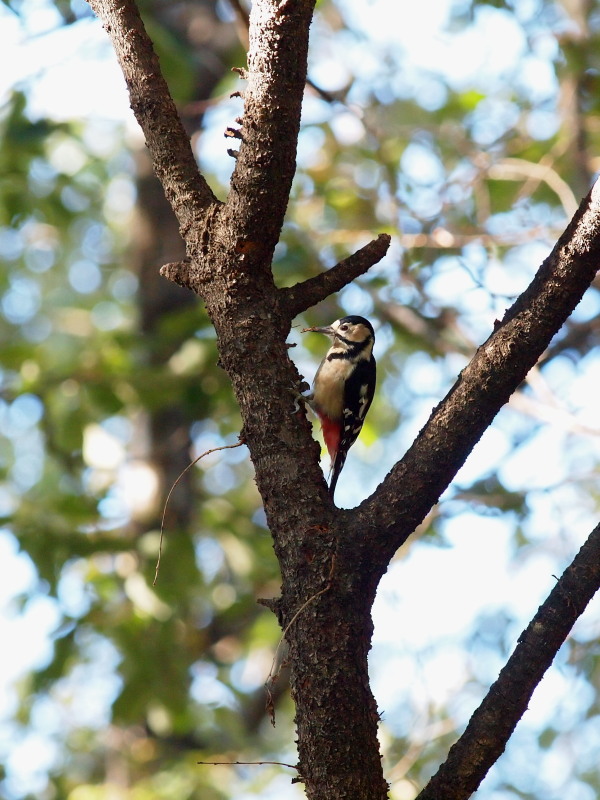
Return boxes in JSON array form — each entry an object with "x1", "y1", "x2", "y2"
[{"x1": 86, "y1": 1, "x2": 600, "y2": 798}]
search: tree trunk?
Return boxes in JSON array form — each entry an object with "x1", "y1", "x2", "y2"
[{"x1": 86, "y1": 0, "x2": 600, "y2": 797}]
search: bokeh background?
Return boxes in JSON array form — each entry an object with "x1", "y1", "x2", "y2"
[{"x1": 1, "y1": 0, "x2": 600, "y2": 797}]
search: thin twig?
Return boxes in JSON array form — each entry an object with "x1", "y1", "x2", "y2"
[
  {"x1": 269, "y1": 554, "x2": 336, "y2": 678},
  {"x1": 197, "y1": 759, "x2": 297, "y2": 769},
  {"x1": 153, "y1": 438, "x2": 246, "y2": 585},
  {"x1": 265, "y1": 555, "x2": 336, "y2": 724}
]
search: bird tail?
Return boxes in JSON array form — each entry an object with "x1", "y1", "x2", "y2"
[{"x1": 328, "y1": 451, "x2": 348, "y2": 499}]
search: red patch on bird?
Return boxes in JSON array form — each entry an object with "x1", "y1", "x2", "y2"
[{"x1": 318, "y1": 414, "x2": 341, "y2": 460}]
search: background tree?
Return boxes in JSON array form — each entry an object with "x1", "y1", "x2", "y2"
[{"x1": 1, "y1": 0, "x2": 600, "y2": 798}]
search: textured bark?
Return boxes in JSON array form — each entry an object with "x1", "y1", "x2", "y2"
[{"x1": 87, "y1": 1, "x2": 600, "y2": 798}]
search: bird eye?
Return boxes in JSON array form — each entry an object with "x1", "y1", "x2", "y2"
[{"x1": 339, "y1": 324, "x2": 349, "y2": 331}]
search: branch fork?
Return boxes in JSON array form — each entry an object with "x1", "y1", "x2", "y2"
[{"x1": 85, "y1": 0, "x2": 600, "y2": 797}]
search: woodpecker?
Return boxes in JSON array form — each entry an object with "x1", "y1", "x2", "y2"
[{"x1": 302, "y1": 315, "x2": 376, "y2": 499}]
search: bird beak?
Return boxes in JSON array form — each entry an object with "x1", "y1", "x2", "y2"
[{"x1": 301, "y1": 325, "x2": 335, "y2": 335}]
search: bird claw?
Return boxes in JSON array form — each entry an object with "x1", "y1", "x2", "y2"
[{"x1": 289, "y1": 381, "x2": 312, "y2": 414}]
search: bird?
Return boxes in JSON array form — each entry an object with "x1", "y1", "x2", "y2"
[{"x1": 301, "y1": 315, "x2": 376, "y2": 499}]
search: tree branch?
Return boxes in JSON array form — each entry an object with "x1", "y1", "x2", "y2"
[
  {"x1": 87, "y1": 0, "x2": 218, "y2": 236},
  {"x1": 352, "y1": 179, "x2": 600, "y2": 565},
  {"x1": 279, "y1": 233, "x2": 391, "y2": 320},
  {"x1": 83, "y1": 4, "x2": 600, "y2": 800},
  {"x1": 222, "y1": 0, "x2": 317, "y2": 273},
  {"x1": 84, "y1": 3, "x2": 384, "y2": 798},
  {"x1": 416, "y1": 520, "x2": 600, "y2": 800}
]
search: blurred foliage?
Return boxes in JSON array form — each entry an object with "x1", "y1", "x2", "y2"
[{"x1": 1, "y1": 0, "x2": 600, "y2": 798}]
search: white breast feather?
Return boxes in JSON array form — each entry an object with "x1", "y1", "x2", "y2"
[{"x1": 313, "y1": 357, "x2": 347, "y2": 420}]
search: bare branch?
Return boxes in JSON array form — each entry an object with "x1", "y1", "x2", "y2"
[
  {"x1": 197, "y1": 759, "x2": 298, "y2": 769},
  {"x1": 87, "y1": 0, "x2": 219, "y2": 235},
  {"x1": 352, "y1": 180, "x2": 600, "y2": 563},
  {"x1": 417, "y1": 520, "x2": 600, "y2": 800},
  {"x1": 279, "y1": 233, "x2": 391, "y2": 320}
]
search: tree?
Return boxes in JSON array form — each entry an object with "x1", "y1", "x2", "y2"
[
  {"x1": 71, "y1": 0, "x2": 600, "y2": 798},
  {"x1": 3, "y1": 0, "x2": 600, "y2": 798}
]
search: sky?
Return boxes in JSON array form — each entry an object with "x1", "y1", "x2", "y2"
[{"x1": 2, "y1": 0, "x2": 600, "y2": 798}]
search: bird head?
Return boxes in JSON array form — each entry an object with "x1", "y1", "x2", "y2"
[{"x1": 302, "y1": 315, "x2": 374, "y2": 345}]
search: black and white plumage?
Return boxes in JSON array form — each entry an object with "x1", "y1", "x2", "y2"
[{"x1": 302, "y1": 315, "x2": 376, "y2": 499}]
